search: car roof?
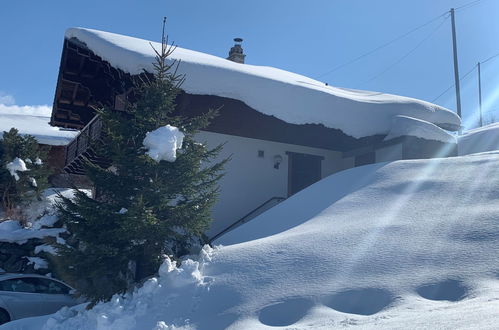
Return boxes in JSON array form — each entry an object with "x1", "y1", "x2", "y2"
[{"x1": 0, "y1": 273, "x2": 68, "y2": 285}]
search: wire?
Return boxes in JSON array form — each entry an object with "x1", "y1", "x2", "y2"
[
  {"x1": 455, "y1": 0, "x2": 481, "y2": 11},
  {"x1": 432, "y1": 64, "x2": 477, "y2": 102},
  {"x1": 432, "y1": 51, "x2": 499, "y2": 103},
  {"x1": 316, "y1": 12, "x2": 448, "y2": 79},
  {"x1": 482, "y1": 51, "x2": 499, "y2": 64},
  {"x1": 363, "y1": 15, "x2": 449, "y2": 84}
]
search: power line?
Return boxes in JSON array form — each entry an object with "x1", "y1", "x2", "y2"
[
  {"x1": 364, "y1": 15, "x2": 449, "y2": 84},
  {"x1": 482, "y1": 51, "x2": 499, "y2": 64},
  {"x1": 432, "y1": 64, "x2": 477, "y2": 102},
  {"x1": 455, "y1": 0, "x2": 481, "y2": 11},
  {"x1": 432, "y1": 50, "x2": 499, "y2": 103},
  {"x1": 316, "y1": 12, "x2": 448, "y2": 79}
]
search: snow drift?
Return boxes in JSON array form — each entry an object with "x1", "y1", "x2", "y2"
[
  {"x1": 384, "y1": 115, "x2": 456, "y2": 144},
  {"x1": 64, "y1": 28, "x2": 461, "y2": 139},
  {"x1": 4, "y1": 152, "x2": 499, "y2": 329},
  {"x1": 459, "y1": 122, "x2": 499, "y2": 155}
]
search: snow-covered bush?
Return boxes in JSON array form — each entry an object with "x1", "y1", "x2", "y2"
[
  {"x1": 0, "y1": 128, "x2": 51, "y2": 222},
  {"x1": 0, "y1": 189, "x2": 78, "y2": 275}
]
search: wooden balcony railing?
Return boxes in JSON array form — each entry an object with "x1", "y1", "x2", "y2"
[{"x1": 64, "y1": 115, "x2": 103, "y2": 173}]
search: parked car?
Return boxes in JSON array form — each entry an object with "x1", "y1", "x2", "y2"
[{"x1": 0, "y1": 273, "x2": 79, "y2": 325}]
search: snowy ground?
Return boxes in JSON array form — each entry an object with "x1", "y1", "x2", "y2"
[{"x1": 3, "y1": 151, "x2": 499, "y2": 330}]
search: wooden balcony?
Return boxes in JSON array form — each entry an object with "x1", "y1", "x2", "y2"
[{"x1": 63, "y1": 115, "x2": 109, "y2": 174}]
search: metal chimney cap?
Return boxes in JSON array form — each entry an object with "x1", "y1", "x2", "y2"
[{"x1": 234, "y1": 38, "x2": 243, "y2": 43}]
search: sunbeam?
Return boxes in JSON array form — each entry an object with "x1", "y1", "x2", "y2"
[{"x1": 335, "y1": 138, "x2": 497, "y2": 284}]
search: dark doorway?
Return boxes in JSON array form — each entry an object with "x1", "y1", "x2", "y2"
[
  {"x1": 354, "y1": 152, "x2": 375, "y2": 167},
  {"x1": 287, "y1": 152, "x2": 324, "y2": 196}
]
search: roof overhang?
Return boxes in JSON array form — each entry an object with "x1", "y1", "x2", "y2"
[{"x1": 51, "y1": 37, "x2": 383, "y2": 152}]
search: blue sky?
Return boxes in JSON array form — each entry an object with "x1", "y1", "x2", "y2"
[{"x1": 1, "y1": 0, "x2": 498, "y2": 128}]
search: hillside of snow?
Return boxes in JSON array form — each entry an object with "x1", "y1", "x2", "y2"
[
  {"x1": 459, "y1": 122, "x2": 499, "y2": 155},
  {"x1": 64, "y1": 28, "x2": 460, "y2": 139},
  {"x1": 4, "y1": 152, "x2": 499, "y2": 330}
]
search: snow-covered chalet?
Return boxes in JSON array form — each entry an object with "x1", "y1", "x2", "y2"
[{"x1": 49, "y1": 28, "x2": 461, "y2": 239}]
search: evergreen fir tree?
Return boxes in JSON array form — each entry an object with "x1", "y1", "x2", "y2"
[
  {"x1": 0, "y1": 128, "x2": 51, "y2": 221},
  {"x1": 55, "y1": 21, "x2": 226, "y2": 303}
]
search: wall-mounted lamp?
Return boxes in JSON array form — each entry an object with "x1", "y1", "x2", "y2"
[{"x1": 274, "y1": 155, "x2": 283, "y2": 169}]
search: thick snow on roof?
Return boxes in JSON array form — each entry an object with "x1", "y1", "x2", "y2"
[
  {"x1": 384, "y1": 115, "x2": 457, "y2": 144},
  {"x1": 0, "y1": 113, "x2": 78, "y2": 146},
  {"x1": 6, "y1": 152, "x2": 499, "y2": 329},
  {"x1": 64, "y1": 28, "x2": 461, "y2": 139},
  {"x1": 458, "y1": 122, "x2": 499, "y2": 155}
]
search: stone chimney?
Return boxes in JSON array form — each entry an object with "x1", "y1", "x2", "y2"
[{"x1": 227, "y1": 38, "x2": 246, "y2": 64}]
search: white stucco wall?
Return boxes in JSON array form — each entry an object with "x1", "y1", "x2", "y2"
[
  {"x1": 195, "y1": 131, "x2": 344, "y2": 237},
  {"x1": 375, "y1": 143, "x2": 403, "y2": 162}
]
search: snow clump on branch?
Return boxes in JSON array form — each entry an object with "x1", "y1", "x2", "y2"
[
  {"x1": 143, "y1": 125, "x2": 185, "y2": 162},
  {"x1": 6, "y1": 157, "x2": 28, "y2": 181}
]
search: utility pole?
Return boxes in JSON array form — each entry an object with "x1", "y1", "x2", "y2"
[
  {"x1": 477, "y1": 62, "x2": 483, "y2": 127},
  {"x1": 450, "y1": 8, "x2": 462, "y2": 124}
]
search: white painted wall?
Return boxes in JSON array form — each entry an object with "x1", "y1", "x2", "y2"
[
  {"x1": 375, "y1": 143, "x2": 403, "y2": 162},
  {"x1": 195, "y1": 131, "x2": 344, "y2": 237}
]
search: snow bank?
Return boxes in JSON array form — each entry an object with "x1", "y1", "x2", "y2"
[
  {"x1": 0, "y1": 113, "x2": 78, "y2": 146},
  {"x1": 458, "y1": 122, "x2": 499, "y2": 155},
  {"x1": 5, "y1": 157, "x2": 28, "y2": 181},
  {"x1": 64, "y1": 28, "x2": 461, "y2": 139},
  {"x1": 5, "y1": 153, "x2": 499, "y2": 329},
  {"x1": 0, "y1": 219, "x2": 65, "y2": 245},
  {"x1": 143, "y1": 125, "x2": 184, "y2": 162},
  {"x1": 0, "y1": 188, "x2": 87, "y2": 245},
  {"x1": 384, "y1": 115, "x2": 456, "y2": 144}
]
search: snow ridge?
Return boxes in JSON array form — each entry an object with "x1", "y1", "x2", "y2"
[
  {"x1": 458, "y1": 122, "x2": 499, "y2": 155},
  {"x1": 384, "y1": 115, "x2": 457, "y2": 144}
]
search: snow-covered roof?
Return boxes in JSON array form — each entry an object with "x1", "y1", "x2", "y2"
[
  {"x1": 0, "y1": 114, "x2": 78, "y2": 146},
  {"x1": 64, "y1": 28, "x2": 461, "y2": 139},
  {"x1": 384, "y1": 115, "x2": 457, "y2": 144},
  {"x1": 458, "y1": 122, "x2": 499, "y2": 155}
]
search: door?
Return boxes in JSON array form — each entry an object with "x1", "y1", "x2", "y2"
[{"x1": 287, "y1": 152, "x2": 324, "y2": 196}]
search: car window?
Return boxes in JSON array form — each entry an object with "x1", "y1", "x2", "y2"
[
  {"x1": 34, "y1": 278, "x2": 71, "y2": 294},
  {"x1": 0, "y1": 277, "x2": 71, "y2": 294},
  {"x1": 0, "y1": 278, "x2": 37, "y2": 293}
]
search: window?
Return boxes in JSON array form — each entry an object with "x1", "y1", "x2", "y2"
[
  {"x1": 0, "y1": 278, "x2": 37, "y2": 293},
  {"x1": 35, "y1": 278, "x2": 71, "y2": 294},
  {"x1": 0, "y1": 277, "x2": 70, "y2": 294}
]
